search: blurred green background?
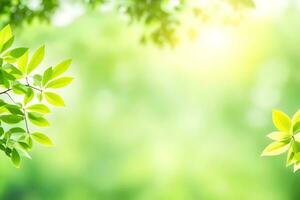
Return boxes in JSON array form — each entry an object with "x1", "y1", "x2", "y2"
[{"x1": 1, "y1": 1, "x2": 300, "y2": 200}]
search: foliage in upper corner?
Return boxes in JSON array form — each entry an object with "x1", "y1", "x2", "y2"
[
  {"x1": 1, "y1": 0, "x2": 256, "y2": 47},
  {"x1": 0, "y1": 24, "x2": 73, "y2": 168},
  {"x1": 262, "y1": 110, "x2": 300, "y2": 172}
]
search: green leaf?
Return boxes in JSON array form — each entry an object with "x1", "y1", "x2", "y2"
[
  {"x1": 31, "y1": 132, "x2": 53, "y2": 147},
  {"x1": 3, "y1": 64, "x2": 22, "y2": 78},
  {"x1": 27, "y1": 45, "x2": 45, "y2": 74},
  {"x1": 1, "y1": 36, "x2": 14, "y2": 53},
  {"x1": 292, "y1": 141, "x2": 300, "y2": 153},
  {"x1": 0, "y1": 25, "x2": 12, "y2": 46},
  {"x1": 17, "y1": 146, "x2": 31, "y2": 160},
  {"x1": 44, "y1": 92, "x2": 65, "y2": 107},
  {"x1": 25, "y1": 136, "x2": 33, "y2": 150},
  {"x1": 272, "y1": 110, "x2": 291, "y2": 133},
  {"x1": 293, "y1": 110, "x2": 300, "y2": 124},
  {"x1": 52, "y1": 59, "x2": 72, "y2": 78},
  {"x1": 37, "y1": 92, "x2": 43, "y2": 102},
  {"x1": 6, "y1": 47, "x2": 28, "y2": 58},
  {"x1": 45, "y1": 77, "x2": 73, "y2": 89},
  {"x1": 0, "y1": 127, "x2": 4, "y2": 137},
  {"x1": 33, "y1": 74, "x2": 42, "y2": 87},
  {"x1": 11, "y1": 148, "x2": 20, "y2": 168},
  {"x1": 293, "y1": 121, "x2": 300, "y2": 134},
  {"x1": 42, "y1": 67, "x2": 53, "y2": 86},
  {"x1": 287, "y1": 147, "x2": 295, "y2": 166},
  {"x1": 294, "y1": 162, "x2": 300, "y2": 172},
  {"x1": 267, "y1": 132, "x2": 291, "y2": 141},
  {"x1": 18, "y1": 141, "x2": 30, "y2": 150},
  {"x1": 17, "y1": 50, "x2": 28, "y2": 74},
  {"x1": 28, "y1": 112, "x2": 49, "y2": 127},
  {"x1": 0, "y1": 115, "x2": 23, "y2": 124},
  {"x1": 261, "y1": 140, "x2": 290, "y2": 156},
  {"x1": 5, "y1": 104, "x2": 23, "y2": 115},
  {"x1": 23, "y1": 88, "x2": 34, "y2": 105},
  {"x1": 9, "y1": 127, "x2": 26, "y2": 133},
  {"x1": 12, "y1": 83, "x2": 27, "y2": 94},
  {"x1": 294, "y1": 133, "x2": 300, "y2": 142},
  {"x1": 26, "y1": 104, "x2": 50, "y2": 114}
]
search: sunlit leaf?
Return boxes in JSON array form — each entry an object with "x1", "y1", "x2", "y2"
[
  {"x1": 272, "y1": 110, "x2": 291, "y2": 133},
  {"x1": 261, "y1": 141, "x2": 290, "y2": 156},
  {"x1": 17, "y1": 50, "x2": 28, "y2": 74},
  {"x1": 27, "y1": 104, "x2": 50, "y2": 114},
  {"x1": 27, "y1": 45, "x2": 45, "y2": 74},
  {"x1": 44, "y1": 92, "x2": 65, "y2": 107},
  {"x1": 52, "y1": 59, "x2": 72, "y2": 78},
  {"x1": 28, "y1": 112, "x2": 49, "y2": 127},
  {"x1": 294, "y1": 133, "x2": 300, "y2": 142},
  {"x1": 31, "y1": 132, "x2": 53, "y2": 147},
  {"x1": 293, "y1": 121, "x2": 300, "y2": 134},
  {"x1": 42, "y1": 67, "x2": 53, "y2": 86},
  {"x1": 1, "y1": 36, "x2": 14, "y2": 53},
  {"x1": 45, "y1": 77, "x2": 73, "y2": 89},
  {"x1": 267, "y1": 132, "x2": 291, "y2": 141},
  {"x1": 0, "y1": 25, "x2": 12, "y2": 46}
]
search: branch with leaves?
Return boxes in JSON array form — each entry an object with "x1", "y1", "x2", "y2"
[
  {"x1": 0, "y1": 25, "x2": 73, "y2": 168},
  {"x1": 262, "y1": 110, "x2": 300, "y2": 172}
]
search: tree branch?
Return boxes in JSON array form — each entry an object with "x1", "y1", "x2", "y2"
[
  {"x1": 25, "y1": 84, "x2": 42, "y2": 92},
  {"x1": 0, "y1": 88, "x2": 12, "y2": 95}
]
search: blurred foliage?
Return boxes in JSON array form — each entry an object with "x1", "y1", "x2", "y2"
[
  {"x1": 0, "y1": 0, "x2": 58, "y2": 27},
  {"x1": 0, "y1": 0, "x2": 256, "y2": 47}
]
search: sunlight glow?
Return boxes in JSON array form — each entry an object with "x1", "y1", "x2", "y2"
[{"x1": 199, "y1": 26, "x2": 232, "y2": 51}]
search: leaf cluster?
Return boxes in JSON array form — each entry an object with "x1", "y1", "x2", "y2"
[
  {"x1": 0, "y1": 25, "x2": 73, "y2": 168},
  {"x1": 262, "y1": 110, "x2": 300, "y2": 172}
]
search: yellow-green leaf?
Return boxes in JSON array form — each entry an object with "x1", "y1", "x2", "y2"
[
  {"x1": 45, "y1": 77, "x2": 73, "y2": 89},
  {"x1": 293, "y1": 110, "x2": 300, "y2": 124},
  {"x1": 0, "y1": 25, "x2": 12, "y2": 46},
  {"x1": 272, "y1": 109, "x2": 291, "y2": 132},
  {"x1": 28, "y1": 112, "x2": 49, "y2": 127},
  {"x1": 52, "y1": 59, "x2": 72, "y2": 78},
  {"x1": 294, "y1": 133, "x2": 300, "y2": 142},
  {"x1": 26, "y1": 104, "x2": 50, "y2": 114},
  {"x1": 17, "y1": 50, "x2": 28, "y2": 74},
  {"x1": 31, "y1": 132, "x2": 53, "y2": 147},
  {"x1": 287, "y1": 147, "x2": 295, "y2": 167},
  {"x1": 261, "y1": 141, "x2": 290, "y2": 156},
  {"x1": 44, "y1": 92, "x2": 65, "y2": 107},
  {"x1": 267, "y1": 131, "x2": 291, "y2": 141},
  {"x1": 27, "y1": 45, "x2": 45, "y2": 74}
]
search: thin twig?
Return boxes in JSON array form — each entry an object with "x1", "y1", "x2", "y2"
[
  {"x1": 22, "y1": 108, "x2": 30, "y2": 134},
  {"x1": 0, "y1": 88, "x2": 12, "y2": 95},
  {"x1": 5, "y1": 93, "x2": 16, "y2": 104},
  {"x1": 25, "y1": 84, "x2": 42, "y2": 92}
]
